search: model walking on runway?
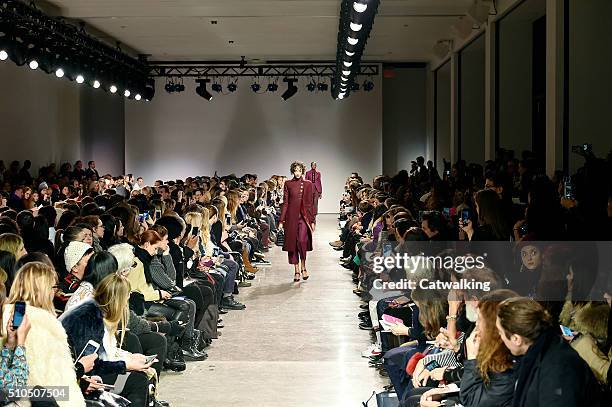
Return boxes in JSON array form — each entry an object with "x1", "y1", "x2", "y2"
[{"x1": 279, "y1": 161, "x2": 316, "y2": 282}]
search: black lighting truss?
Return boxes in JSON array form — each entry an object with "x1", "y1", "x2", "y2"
[
  {"x1": 0, "y1": 0, "x2": 153, "y2": 100},
  {"x1": 148, "y1": 63, "x2": 379, "y2": 79},
  {"x1": 332, "y1": 0, "x2": 381, "y2": 100}
]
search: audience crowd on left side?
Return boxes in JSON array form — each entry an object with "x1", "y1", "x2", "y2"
[{"x1": 0, "y1": 159, "x2": 285, "y2": 407}]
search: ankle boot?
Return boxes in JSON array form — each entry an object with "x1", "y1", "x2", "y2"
[{"x1": 242, "y1": 249, "x2": 258, "y2": 273}]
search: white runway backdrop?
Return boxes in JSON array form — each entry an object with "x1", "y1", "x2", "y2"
[{"x1": 125, "y1": 77, "x2": 382, "y2": 213}]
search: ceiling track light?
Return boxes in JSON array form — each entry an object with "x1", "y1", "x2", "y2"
[
  {"x1": 332, "y1": 0, "x2": 380, "y2": 100},
  {"x1": 350, "y1": 22, "x2": 363, "y2": 32},
  {"x1": 195, "y1": 78, "x2": 213, "y2": 101},
  {"x1": 353, "y1": 2, "x2": 368, "y2": 13},
  {"x1": 281, "y1": 78, "x2": 298, "y2": 101},
  {"x1": 0, "y1": 0, "x2": 152, "y2": 102}
]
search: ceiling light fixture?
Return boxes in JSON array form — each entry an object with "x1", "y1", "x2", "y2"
[
  {"x1": 353, "y1": 2, "x2": 367, "y2": 13},
  {"x1": 281, "y1": 78, "x2": 298, "y2": 101},
  {"x1": 195, "y1": 79, "x2": 213, "y2": 101}
]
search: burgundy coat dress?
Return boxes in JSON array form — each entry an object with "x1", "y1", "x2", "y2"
[
  {"x1": 280, "y1": 178, "x2": 315, "y2": 253},
  {"x1": 304, "y1": 169, "x2": 322, "y2": 215}
]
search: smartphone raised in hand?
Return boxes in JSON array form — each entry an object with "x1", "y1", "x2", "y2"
[
  {"x1": 144, "y1": 354, "x2": 158, "y2": 364},
  {"x1": 12, "y1": 301, "x2": 26, "y2": 329}
]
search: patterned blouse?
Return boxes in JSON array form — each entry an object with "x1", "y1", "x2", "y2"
[{"x1": 0, "y1": 345, "x2": 28, "y2": 389}]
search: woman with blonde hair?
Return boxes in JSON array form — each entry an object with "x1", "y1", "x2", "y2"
[
  {"x1": 2, "y1": 262, "x2": 85, "y2": 406},
  {"x1": 225, "y1": 190, "x2": 241, "y2": 225},
  {"x1": 60, "y1": 274, "x2": 155, "y2": 407},
  {"x1": 0, "y1": 233, "x2": 27, "y2": 261}
]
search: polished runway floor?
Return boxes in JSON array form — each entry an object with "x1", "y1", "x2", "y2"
[{"x1": 159, "y1": 214, "x2": 386, "y2": 406}]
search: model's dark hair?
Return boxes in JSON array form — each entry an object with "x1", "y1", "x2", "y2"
[{"x1": 290, "y1": 161, "x2": 305, "y2": 174}]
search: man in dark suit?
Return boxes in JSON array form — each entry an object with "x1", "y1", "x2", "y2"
[{"x1": 305, "y1": 161, "x2": 322, "y2": 216}]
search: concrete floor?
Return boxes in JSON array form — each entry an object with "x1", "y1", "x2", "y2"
[{"x1": 159, "y1": 214, "x2": 386, "y2": 406}]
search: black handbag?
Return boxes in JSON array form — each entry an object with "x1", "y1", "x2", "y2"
[{"x1": 275, "y1": 229, "x2": 285, "y2": 246}]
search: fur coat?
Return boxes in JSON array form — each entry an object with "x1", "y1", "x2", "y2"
[
  {"x1": 59, "y1": 299, "x2": 126, "y2": 377},
  {"x1": 1, "y1": 303, "x2": 85, "y2": 407}
]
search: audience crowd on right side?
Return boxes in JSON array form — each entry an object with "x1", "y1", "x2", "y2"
[{"x1": 332, "y1": 147, "x2": 612, "y2": 406}]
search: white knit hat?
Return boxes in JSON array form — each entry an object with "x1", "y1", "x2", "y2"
[{"x1": 64, "y1": 241, "x2": 93, "y2": 272}]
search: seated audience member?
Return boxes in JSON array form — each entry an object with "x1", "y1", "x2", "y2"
[
  {"x1": 0, "y1": 233, "x2": 27, "y2": 262},
  {"x1": 60, "y1": 274, "x2": 157, "y2": 407},
  {"x1": 0, "y1": 280, "x2": 30, "y2": 392},
  {"x1": 55, "y1": 241, "x2": 95, "y2": 312},
  {"x1": 1, "y1": 262, "x2": 85, "y2": 406},
  {"x1": 413, "y1": 289, "x2": 518, "y2": 407},
  {"x1": 496, "y1": 297, "x2": 601, "y2": 406},
  {"x1": 65, "y1": 251, "x2": 118, "y2": 311}
]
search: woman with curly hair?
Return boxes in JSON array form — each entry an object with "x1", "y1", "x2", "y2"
[{"x1": 279, "y1": 161, "x2": 315, "y2": 282}]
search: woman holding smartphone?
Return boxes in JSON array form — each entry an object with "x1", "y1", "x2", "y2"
[
  {"x1": 279, "y1": 161, "x2": 316, "y2": 282},
  {"x1": 60, "y1": 274, "x2": 156, "y2": 407}
]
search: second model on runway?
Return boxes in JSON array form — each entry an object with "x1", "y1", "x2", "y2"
[{"x1": 279, "y1": 161, "x2": 316, "y2": 282}]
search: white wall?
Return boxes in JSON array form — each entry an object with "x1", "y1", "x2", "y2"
[
  {"x1": 125, "y1": 78, "x2": 382, "y2": 213},
  {"x1": 382, "y1": 66, "x2": 427, "y2": 175},
  {"x1": 0, "y1": 61, "x2": 81, "y2": 170}
]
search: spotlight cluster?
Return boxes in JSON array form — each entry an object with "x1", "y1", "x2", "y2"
[
  {"x1": 332, "y1": 0, "x2": 380, "y2": 100},
  {"x1": 0, "y1": 0, "x2": 154, "y2": 101}
]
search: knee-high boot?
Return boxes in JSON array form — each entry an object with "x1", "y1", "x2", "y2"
[{"x1": 242, "y1": 248, "x2": 259, "y2": 273}]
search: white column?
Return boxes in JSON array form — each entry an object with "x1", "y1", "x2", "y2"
[
  {"x1": 484, "y1": 20, "x2": 496, "y2": 161},
  {"x1": 546, "y1": 0, "x2": 565, "y2": 176},
  {"x1": 450, "y1": 52, "x2": 460, "y2": 163}
]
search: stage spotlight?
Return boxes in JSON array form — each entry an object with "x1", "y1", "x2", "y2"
[
  {"x1": 55, "y1": 68, "x2": 64, "y2": 78},
  {"x1": 347, "y1": 37, "x2": 358, "y2": 46},
  {"x1": 110, "y1": 85, "x2": 118, "y2": 94},
  {"x1": 144, "y1": 78, "x2": 156, "y2": 101},
  {"x1": 28, "y1": 59, "x2": 38, "y2": 70},
  {"x1": 0, "y1": 50, "x2": 7, "y2": 61},
  {"x1": 338, "y1": 92, "x2": 346, "y2": 100},
  {"x1": 306, "y1": 80, "x2": 316, "y2": 92},
  {"x1": 251, "y1": 83, "x2": 261, "y2": 92},
  {"x1": 350, "y1": 22, "x2": 363, "y2": 32},
  {"x1": 124, "y1": 89, "x2": 131, "y2": 97},
  {"x1": 343, "y1": 61, "x2": 352, "y2": 67},
  {"x1": 93, "y1": 80, "x2": 101, "y2": 89},
  {"x1": 135, "y1": 94, "x2": 142, "y2": 101},
  {"x1": 281, "y1": 78, "x2": 298, "y2": 101},
  {"x1": 342, "y1": 70, "x2": 351, "y2": 76},
  {"x1": 363, "y1": 80, "x2": 374, "y2": 91},
  {"x1": 351, "y1": 82, "x2": 360, "y2": 91},
  {"x1": 267, "y1": 83, "x2": 278, "y2": 92},
  {"x1": 164, "y1": 82, "x2": 175, "y2": 93},
  {"x1": 76, "y1": 75, "x2": 85, "y2": 84},
  {"x1": 317, "y1": 82, "x2": 328, "y2": 91},
  {"x1": 175, "y1": 82, "x2": 185, "y2": 92},
  {"x1": 195, "y1": 79, "x2": 213, "y2": 101},
  {"x1": 211, "y1": 83, "x2": 223, "y2": 93},
  {"x1": 345, "y1": 50, "x2": 355, "y2": 57},
  {"x1": 227, "y1": 83, "x2": 237, "y2": 92},
  {"x1": 353, "y1": 2, "x2": 367, "y2": 13}
]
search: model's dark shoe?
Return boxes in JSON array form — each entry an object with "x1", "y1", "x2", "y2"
[
  {"x1": 218, "y1": 307, "x2": 229, "y2": 314},
  {"x1": 301, "y1": 269, "x2": 309, "y2": 281},
  {"x1": 293, "y1": 271, "x2": 301, "y2": 282}
]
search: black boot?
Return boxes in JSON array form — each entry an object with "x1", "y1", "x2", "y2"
[
  {"x1": 181, "y1": 333, "x2": 208, "y2": 361},
  {"x1": 163, "y1": 337, "x2": 186, "y2": 372}
]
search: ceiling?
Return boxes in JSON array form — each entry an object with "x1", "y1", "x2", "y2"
[{"x1": 47, "y1": 0, "x2": 476, "y2": 62}]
